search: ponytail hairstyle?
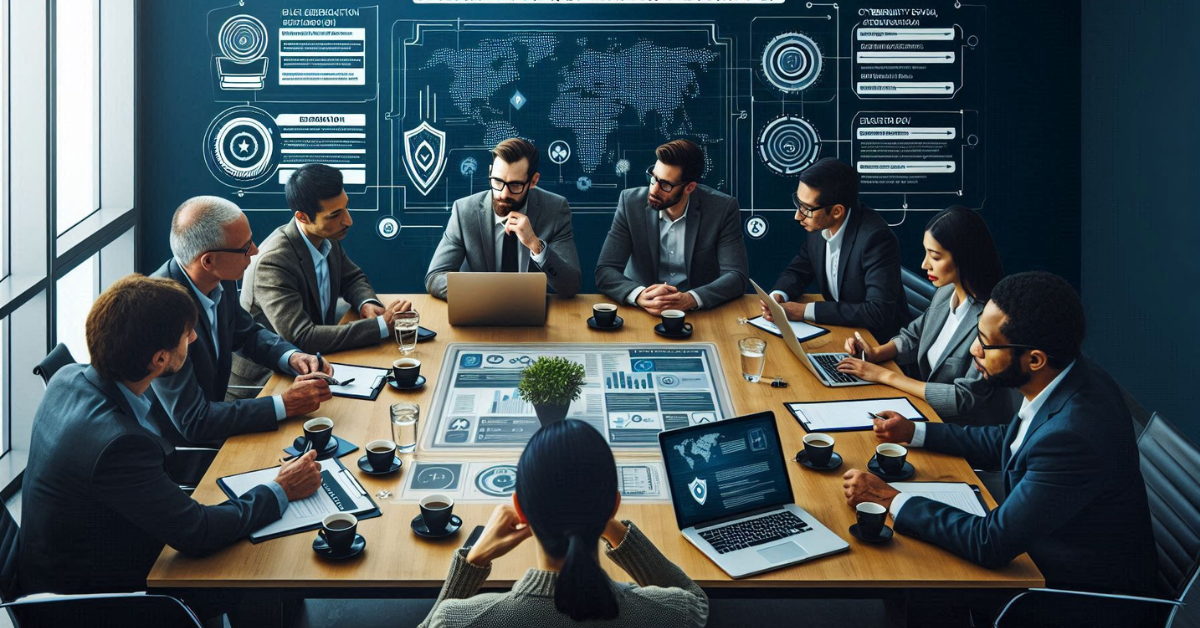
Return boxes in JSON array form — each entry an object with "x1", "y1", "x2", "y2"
[
  {"x1": 924, "y1": 205, "x2": 1005, "y2": 302},
  {"x1": 516, "y1": 420, "x2": 619, "y2": 621}
]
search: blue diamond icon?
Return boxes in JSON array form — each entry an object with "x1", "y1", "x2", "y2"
[{"x1": 510, "y1": 91, "x2": 526, "y2": 110}]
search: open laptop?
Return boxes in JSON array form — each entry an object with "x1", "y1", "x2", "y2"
[
  {"x1": 749, "y1": 279, "x2": 872, "y2": 387},
  {"x1": 659, "y1": 411, "x2": 848, "y2": 578},
  {"x1": 447, "y1": 272, "x2": 548, "y2": 326}
]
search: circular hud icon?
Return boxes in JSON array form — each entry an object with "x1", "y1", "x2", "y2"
[
  {"x1": 475, "y1": 465, "x2": 518, "y2": 498},
  {"x1": 756, "y1": 115, "x2": 821, "y2": 177},
  {"x1": 761, "y1": 32, "x2": 823, "y2": 93},
  {"x1": 204, "y1": 106, "x2": 279, "y2": 188},
  {"x1": 218, "y1": 15, "x2": 269, "y2": 62}
]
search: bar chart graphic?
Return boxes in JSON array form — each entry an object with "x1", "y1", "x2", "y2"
[
  {"x1": 490, "y1": 388, "x2": 534, "y2": 415},
  {"x1": 606, "y1": 372, "x2": 655, "y2": 390}
]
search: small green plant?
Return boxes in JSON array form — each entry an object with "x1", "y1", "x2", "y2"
[{"x1": 517, "y1": 356, "x2": 586, "y2": 407}]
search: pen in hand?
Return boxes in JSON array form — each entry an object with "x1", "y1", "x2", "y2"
[
  {"x1": 853, "y1": 332, "x2": 867, "y2": 360},
  {"x1": 315, "y1": 352, "x2": 325, "y2": 373}
]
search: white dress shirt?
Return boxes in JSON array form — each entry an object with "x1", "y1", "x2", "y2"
[
  {"x1": 626, "y1": 199, "x2": 703, "y2": 309},
  {"x1": 493, "y1": 209, "x2": 547, "y2": 273},
  {"x1": 771, "y1": 209, "x2": 851, "y2": 322},
  {"x1": 925, "y1": 292, "x2": 973, "y2": 370}
]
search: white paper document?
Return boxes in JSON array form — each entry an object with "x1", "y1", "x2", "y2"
[
  {"x1": 327, "y1": 362, "x2": 390, "y2": 399},
  {"x1": 786, "y1": 397, "x2": 926, "y2": 432},
  {"x1": 219, "y1": 458, "x2": 376, "y2": 541},
  {"x1": 889, "y1": 482, "x2": 988, "y2": 517},
  {"x1": 745, "y1": 315, "x2": 827, "y2": 343}
]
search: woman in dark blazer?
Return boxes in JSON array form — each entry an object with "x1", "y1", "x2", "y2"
[{"x1": 835, "y1": 206, "x2": 1014, "y2": 426}]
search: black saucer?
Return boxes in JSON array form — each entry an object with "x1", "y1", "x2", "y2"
[
  {"x1": 587, "y1": 316, "x2": 624, "y2": 331},
  {"x1": 654, "y1": 323, "x2": 693, "y2": 339},
  {"x1": 411, "y1": 514, "x2": 462, "y2": 539},
  {"x1": 313, "y1": 533, "x2": 366, "y2": 559},
  {"x1": 849, "y1": 524, "x2": 894, "y2": 544},
  {"x1": 291, "y1": 435, "x2": 339, "y2": 457},
  {"x1": 867, "y1": 455, "x2": 916, "y2": 481},
  {"x1": 357, "y1": 455, "x2": 402, "y2": 475},
  {"x1": 388, "y1": 375, "x2": 426, "y2": 391},
  {"x1": 795, "y1": 450, "x2": 843, "y2": 471}
]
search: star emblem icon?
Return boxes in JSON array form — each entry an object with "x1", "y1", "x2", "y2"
[{"x1": 237, "y1": 140, "x2": 251, "y2": 153}]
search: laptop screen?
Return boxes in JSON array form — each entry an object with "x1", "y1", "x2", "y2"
[{"x1": 658, "y1": 411, "x2": 795, "y2": 530}]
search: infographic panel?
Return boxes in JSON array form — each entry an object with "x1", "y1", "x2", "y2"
[
  {"x1": 423, "y1": 343, "x2": 735, "y2": 450},
  {"x1": 398, "y1": 460, "x2": 670, "y2": 503}
]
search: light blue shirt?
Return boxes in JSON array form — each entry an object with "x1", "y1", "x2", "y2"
[
  {"x1": 625, "y1": 199, "x2": 703, "y2": 309},
  {"x1": 116, "y1": 381, "x2": 290, "y2": 512},
  {"x1": 176, "y1": 262, "x2": 296, "y2": 421},
  {"x1": 295, "y1": 222, "x2": 389, "y2": 339}
]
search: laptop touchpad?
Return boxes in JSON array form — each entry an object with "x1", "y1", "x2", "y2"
[{"x1": 757, "y1": 541, "x2": 807, "y2": 564}]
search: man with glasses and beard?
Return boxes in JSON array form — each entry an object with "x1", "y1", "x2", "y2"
[
  {"x1": 595, "y1": 139, "x2": 748, "y2": 314},
  {"x1": 841, "y1": 272, "x2": 1156, "y2": 627},
  {"x1": 425, "y1": 138, "x2": 582, "y2": 299}
]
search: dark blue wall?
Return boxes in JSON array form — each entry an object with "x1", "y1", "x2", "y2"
[{"x1": 1081, "y1": 1, "x2": 1200, "y2": 443}]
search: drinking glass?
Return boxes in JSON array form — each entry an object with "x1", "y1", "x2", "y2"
[
  {"x1": 390, "y1": 401, "x2": 419, "y2": 453},
  {"x1": 394, "y1": 310, "x2": 420, "y2": 356},
  {"x1": 739, "y1": 337, "x2": 767, "y2": 383}
]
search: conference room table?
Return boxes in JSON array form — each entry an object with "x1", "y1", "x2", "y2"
[{"x1": 148, "y1": 294, "x2": 1042, "y2": 624}]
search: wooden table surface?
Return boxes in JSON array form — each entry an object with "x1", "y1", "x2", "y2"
[{"x1": 148, "y1": 295, "x2": 1042, "y2": 590}]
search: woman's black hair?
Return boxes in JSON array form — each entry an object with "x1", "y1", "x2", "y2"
[
  {"x1": 924, "y1": 205, "x2": 1005, "y2": 301},
  {"x1": 516, "y1": 420, "x2": 619, "y2": 621}
]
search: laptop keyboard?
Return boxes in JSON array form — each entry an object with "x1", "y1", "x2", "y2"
[
  {"x1": 698, "y1": 511, "x2": 812, "y2": 554},
  {"x1": 812, "y1": 353, "x2": 862, "y2": 384}
]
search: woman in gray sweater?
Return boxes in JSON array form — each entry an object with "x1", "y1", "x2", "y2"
[{"x1": 417, "y1": 419, "x2": 709, "y2": 628}]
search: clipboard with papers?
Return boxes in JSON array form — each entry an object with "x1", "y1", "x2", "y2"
[
  {"x1": 326, "y1": 362, "x2": 390, "y2": 401},
  {"x1": 889, "y1": 482, "x2": 991, "y2": 517},
  {"x1": 217, "y1": 457, "x2": 381, "y2": 543},
  {"x1": 785, "y1": 397, "x2": 929, "y2": 432}
]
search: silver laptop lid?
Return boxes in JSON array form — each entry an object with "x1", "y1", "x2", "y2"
[{"x1": 446, "y1": 272, "x2": 548, "y2": 326}]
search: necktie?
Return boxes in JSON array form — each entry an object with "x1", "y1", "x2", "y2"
[{"x1": 501, "y1": 230, "x2": 518, "y2": 272}]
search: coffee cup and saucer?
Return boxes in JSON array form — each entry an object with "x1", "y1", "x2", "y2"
[
  {"x1": 292, "y1": 417, "x2": 339, "y2": 457},
  {"x1": 357, "y1": 439, "x2": 402, "y2": 476},
  {"x1": 795, "y1": 433, "x2": 842, "y2": 471},
  {"x1": 849, "y1": 502, "x2": 893, "y2": 544},
  {"x1": 654, "y1": 309, "x2": 693, "y2": 339},
  {"x1": 411, "y1": 494, "x2": 463, "y2": 539},
  {"x1": 868, "y1": 443, "x2": 915, "y2": 480},
  {"x1": 313, "y1": 513, "x2": 367, "y2": 559},
  {"x1": 587, "y1": 303, "x2": 623, "y2": 331},
  {"x1": 388, "y1": 358, "x2": 426, "y2": 391}
]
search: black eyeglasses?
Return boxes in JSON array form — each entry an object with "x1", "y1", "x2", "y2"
[
  {"x1": 791, "y1": 192, "x2": 833, "y2": 218},
  {"x1": 645, "y1": 166, "x2": 688, "y2": 193},
  {"x1": 205, "y1": 243, "x2": 254, "y2": 257},
  {"x1": 489, "y1": 177, "x2": 530, "y2": 194},
  {"x1": 974, "y1": 330, "x2": 1053, "y2": 358}
]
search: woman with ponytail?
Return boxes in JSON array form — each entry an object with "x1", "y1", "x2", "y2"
[{"x1": 418, "y1": 419, "x2": 709, "y2": 627}]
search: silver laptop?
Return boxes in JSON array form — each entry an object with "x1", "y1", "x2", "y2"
[
  {"x1": 446, "y1": 272, "x2": 548, "y2": 326},
  {"x1": 749, "y1": 279, "x2": 872, "y2": 388},
  {"x1": 659, "y1": 411, "x2": 848, "y2": 578}
]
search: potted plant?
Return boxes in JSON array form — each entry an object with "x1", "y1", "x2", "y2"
[{"x1": 517, "y1": 356, "x2": 586, "y2": 426}]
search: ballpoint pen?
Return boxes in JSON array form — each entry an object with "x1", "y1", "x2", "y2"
[
  {"x1": 853, "y1": 331, "x2": 867, "y2": 360},
  {"x1": 867, "y1": 411, "x2": 884, "y2": 421},
  {"x1": 316, "y1": 352, "x2": 325, "y2": 372}
]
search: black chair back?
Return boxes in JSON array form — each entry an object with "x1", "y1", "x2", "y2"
[
  {"x1": 1137, "y1": 412, "x2": 1200, "y2": 601},
  {"x1": 32, "y1": 343, "x2": 76, "y2": 387},
  {"x1": 901, "y1": 266, "x2": 936, "y2": 320},
  {"x1": 0, "y1": 499, "x2": 18, "y2": 602}
]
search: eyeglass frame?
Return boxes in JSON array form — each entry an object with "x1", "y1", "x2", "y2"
[
  {"x1": 974, "y1": 329, "x2": 1055, "y2": 360},
  {"x1": 791, "y1": 192, "x2": 835, "y2": 218},
  {"x1": 204, "y1": 242, "x2": 254, "y2": 257},
  {"x1": 645, "y1": 166, "x2": 690, "y2": 193},
  {"x1": 488, "y1": 176, "x2": 532, "y2": 194}
]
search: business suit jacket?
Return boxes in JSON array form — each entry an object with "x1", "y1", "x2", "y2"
[
  {"x1": 594, "y1": 185, "x2": 749, "y2": 309},
  {"x1": 241, "y1": 219, "x2": 384, "y2": 354},
  {"x1": 892, "y1": 285, "x2": 1016, "y2": 426},
  {"x1": 771, "y1": 205, "x2": 909, "y2": 340},
  {"x1": 425, "y1": 187, "x2": 582, "y2": 299},
  {"x1": 150, "y1": 259, "x2": 297, "y2": 444},
  {"x1": 893, "y1": 358, "x2": 1156, "y2": 594},
  {"x1": 18, "y1": 364, "x2": 282, "y2": 595}
]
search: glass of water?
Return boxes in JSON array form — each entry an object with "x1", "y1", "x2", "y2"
[
  {"x1": 390, "y1": 401, "x2": 419, "y2": 453},
  {"x1": 739, "y1": 337, "x2": 767, "y2": 383},
  {"x1": 394, "y1": 310, "x2": 420, "y2": 356}
]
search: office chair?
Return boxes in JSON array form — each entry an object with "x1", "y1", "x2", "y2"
[
  {"x1": 31, "y1": 343, "x2": 75, "y2": 387},
  {"x1": 900, "y1": 266, "x2": 936, "y2": 321},
  {"x1": 993, "y1": 412, "x2": 1200, "y2": 627}
]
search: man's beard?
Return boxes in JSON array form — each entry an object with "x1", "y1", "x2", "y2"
[
  {"x1": 979, "y1": 356, "x2": 1030, "y2": 389},
  {"x1": 492, "y1": 193, "x2": 528, "y2": 216},
  {"x1": 648, "y1": 187, "x2": 685, "y2": 211}
]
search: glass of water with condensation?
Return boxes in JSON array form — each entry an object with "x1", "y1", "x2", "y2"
[
  {"x1": 394, "y1": 310, "x2": 420, "y2": 356},
  {"x1": 739, "y1": 337, "x2": 767, "y2": 383},
  {"x1": 390, "y1": 401, "x2": 419, "y2": 453}
]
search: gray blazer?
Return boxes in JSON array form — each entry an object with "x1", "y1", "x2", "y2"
[
  {"x1": 241, "y1": 219, "x2": 384, "y2": 354},
  {"x1": 18, "y1": 364, "x2": 281, "y2": 595},
  {"x1": 892, "y1": 285, "x2": 1016, "y2": 426},
  {"x1": 594, "y1": 185, "x2": 748, "y2": 309},
  {"x1": 425, "y1": 187, "x2": 582, "y2": 299}
]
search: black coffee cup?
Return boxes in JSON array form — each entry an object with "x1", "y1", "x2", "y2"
[
  {"x1": 856, "y1": 502, "x2": 887, "y2": 538},
  {"x1": 366, "y1": 439, "x2": 397, "y2": 472},
  {"x1": 303, "y1": 417, "x2": 334, "y2": 452},
  {"x1": 876, "y1": 443, "x2": 908, "y2": 475},
  {"x1": 661, "y1": 309, "x2": 687, "y2": 334},
  {"x1": 393, "y1": 358, "x2": 421, "y2": 387},
  {"x1": 319, "y1": 513, "x2": 358, "y2": 551},
  {"x1": 419, "y1": 494, "x2": 454, "y2": 532},
  {"x1": 593, "y1": 302, "x2": 618, "y2": 327},
  {"x1": 802, "y1": 433, "x2": 835, "y2": 466}
]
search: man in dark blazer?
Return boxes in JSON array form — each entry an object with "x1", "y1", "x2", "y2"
[
  {"x1": 150, "y1": 196, "x2": 333, "y2": 444},
  {"x1": 595, "y1": 139, "x2": 748, "y2": 313},
  {"x1": 242, "y1": 164, "x2": 412, "y2": 359},
  {"x1": 843, "y1": 273, "x2": 1156, "y2": 610},
  {"x1": 18, "y1": 275, "x2": 321, "y2": 598},
  {"x1": 764, "y1": 157, "x2": 908, "y2": 341},
  {"x1": 425, "y1": 138, "x2": 581, "y2": 299}
]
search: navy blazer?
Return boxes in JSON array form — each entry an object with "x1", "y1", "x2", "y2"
[
  {"x1": 149, "y1": 259, "x2": 297, "y2": 444},
  {"x1": 771, "y1": 205, "x2": 909, "y2": 341},
  {"x1": 893, "y1": 358, "x2": 1156, "y2": 594},
  {"x1": 18, "y1": 365, "x2": 281, "y2": 595}
]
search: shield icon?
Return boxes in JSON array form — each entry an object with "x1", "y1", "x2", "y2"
[
  {"x1": 403, "y1": 121, "x2": 448, "y2": 196},
  {"x1": 688, "y1": 477, "x2": 708, "y2": 506}
]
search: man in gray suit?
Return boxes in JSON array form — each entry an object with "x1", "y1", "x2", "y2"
[
  {"x1": 18, "y1": 275, "x2": 321, "y2": 599},
  {"x1": 242, "y1": 164, "x2": 412, "y2": 357},
  {"x1": 425, "y1": 138, "x2": 581, "y2": 299},
  {"x1": 595, "y1": 139, "x2": 748, "y2": 313},
  {"x1": 151, "y1": 196, "x2": 333, "y2": 445}
]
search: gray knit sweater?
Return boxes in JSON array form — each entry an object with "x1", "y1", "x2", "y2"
[{"x1": 417, "y1": 521, "x2": 709, "y2": 628}]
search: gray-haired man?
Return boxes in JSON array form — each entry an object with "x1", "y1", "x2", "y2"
[{"x1": 150, "y1": 196, "x2": 334, "y2": 444}]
